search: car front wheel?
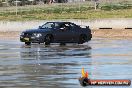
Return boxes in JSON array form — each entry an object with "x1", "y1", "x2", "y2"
[
  {"x1": 25, "y1": 42, "x2": 31, "y2": 45},
  {"x1": 45, "y1": 35, "x2": 53, "y2": 45}
]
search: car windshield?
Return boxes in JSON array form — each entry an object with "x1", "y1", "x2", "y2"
[{"x1": 41, "y1": 22, "x2": 59, "y2": 29}]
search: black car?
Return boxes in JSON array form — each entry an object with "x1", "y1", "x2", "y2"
[{"x1": 20, "y1": 22, "x2": 92, "y2": 45}]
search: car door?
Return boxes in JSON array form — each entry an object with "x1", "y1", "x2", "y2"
[
  {"x1": 54, "y1": 23, "x2": 74, "y2": 42},
  {"x1": 69, "y1": 23, "x2": 81, "y2": 42}
]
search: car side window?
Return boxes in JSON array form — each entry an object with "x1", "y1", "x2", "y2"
[
  {"x1": 65, "y1": 23, "x2": 70, "y2": 30},
  {"x1": 59, "y1": 23, "x2": 77, "y2": 31},
  {"x1": 60, "y1": 24, "x2": 65, "y2": 28},
  {"x1": 70, "y1": 23, "x2": 78, "y2": 28},
  {"x1": 54, "y1": 23, "x2": 59, "y2": 28},
  {"x1": 68, "y1": 23, "x2": 77, "y2": 30},
  {"x1": 41, "y1": 22, "x2": 54, "y2": 29},
  {"x1": 59, "y1": 23, "x2": 68, "y2": 30}
]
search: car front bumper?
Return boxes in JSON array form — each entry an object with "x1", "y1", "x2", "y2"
[
  {"x1": 20, "y1": 35, "x2": 31, "y2": 42},
  {"x1": 20, "y1": 35, "x2": 44, "y2": 43}
]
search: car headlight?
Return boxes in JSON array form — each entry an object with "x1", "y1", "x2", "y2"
[{"x1": 33, "y1": 33, "x2": 42, "y2": 37}]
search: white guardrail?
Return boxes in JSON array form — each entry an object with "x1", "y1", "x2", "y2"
[{"x1": 0, "y1": 18, "x2": 132, "y2": 31}]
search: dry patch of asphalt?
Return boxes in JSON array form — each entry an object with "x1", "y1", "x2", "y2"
[
  {"x1": 0, "y1": 29, "x2": 132, "y2": 40},
  {"x1": 0, "y1": 31, "x2": 20, "y2": 40},
  {"x1": 92, "y1": 29, "x2": 132, "y2": 39}
]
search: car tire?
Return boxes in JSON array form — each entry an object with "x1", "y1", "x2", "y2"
[
  {"x1": 60, "y1": 43, "x2": 66, "y2": 46},
  {"x1": 45, "y1": 35, "x2": 53, "y2": 45},
  {"x1": 25, "y1": 42, "x2": 31, "y2": 45},
  {"x1": 88, "y1": 34, "x2": 92, "y2": 41},
  {"x1": 78, "y1": 35, "x2": 87, "y2": 44}
]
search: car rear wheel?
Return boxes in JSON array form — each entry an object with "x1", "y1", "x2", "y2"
[
  {"x1": 88, "y1": 34, "x2": 92, "y2": 41},
  {"x1": 78, "y1": 35, "x2": 87, "y2": 44},
  {"x1": 60, "y1": 43, "x2": 66, "y2": 46},
  {"x1": 45, "y1": 35, "x2": 53, "y2": 45},
  {"x1": 25, "y1": 42, "x2": 31, "y2": 45}
]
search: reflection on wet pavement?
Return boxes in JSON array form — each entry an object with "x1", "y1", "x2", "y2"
[{"x1": 0, "y1": 38, "x2": 132, "y2": 88}]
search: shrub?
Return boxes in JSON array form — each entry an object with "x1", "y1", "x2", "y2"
[{"x1": 101, "y1": 4, "x2": 132, "y2": 11}]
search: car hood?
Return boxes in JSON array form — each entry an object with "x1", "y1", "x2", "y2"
[{"x1": 23, "y1": 28, "x2": 51, "y2": 33}]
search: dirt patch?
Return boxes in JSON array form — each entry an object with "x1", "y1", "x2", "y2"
[
  {"x1": 92, "y1": 29, "x2": 132, "y2": 39},
  {"x1": 0, "y1": 31, "x2": 20, "y2": 40}
]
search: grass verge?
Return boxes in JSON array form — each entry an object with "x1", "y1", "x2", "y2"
[{"x1": 0, "y1": 2, "x2": 132, "y2": 21}]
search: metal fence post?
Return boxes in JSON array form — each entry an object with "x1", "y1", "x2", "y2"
[{"x1": 15, "y1": 0, "x2": 18, "y2": 16}]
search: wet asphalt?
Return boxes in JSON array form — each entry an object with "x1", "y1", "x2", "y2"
[{"x1": 0, "y1": 38, "x2": 132, "y2": 88}]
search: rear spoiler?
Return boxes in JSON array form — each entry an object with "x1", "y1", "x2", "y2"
[{"x1": 86, "y1": 26, "x2": 89, "y2": 29}]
